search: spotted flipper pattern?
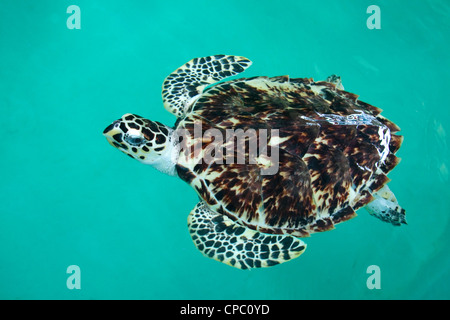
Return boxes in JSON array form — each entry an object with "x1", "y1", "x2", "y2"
[
  {"x1": 326, "y1": 74, "x2": 344, "y2": 90},
  {"x1": 187, "y1": 202, "x2": 307, "y2": 269},
  {"x1": 162, "y1": 55, "x2": 252, "y2": 118},
  {"x1": 366, "y1": 185, "x2": 407, "y2": 226}
]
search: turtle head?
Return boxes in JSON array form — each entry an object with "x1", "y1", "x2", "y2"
[{"x1": 103, "y1": 113, "x2": 178, "y2": 175}]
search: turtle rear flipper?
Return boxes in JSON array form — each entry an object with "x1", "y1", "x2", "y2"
[
  {"x1": 188, "y1": 202, "x2": 306, "y2": 269},
  {"x1": 162, "y1": 55, "x2": 252, "y2": 117},
  {"x1": 326, "y1": 74, "x2": 344, "y2": 90},
  {"x1": 366, "y1": 185, "x2": 407, "y2": 226}
]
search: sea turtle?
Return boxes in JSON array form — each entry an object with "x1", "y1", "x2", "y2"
[{"x1": 103, "y1": 55, "x2": 406, "y2": 269}]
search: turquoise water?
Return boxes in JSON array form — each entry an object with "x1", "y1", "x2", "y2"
[{"x1": 1, "y1": 0, "x2": 449, "y2": 300}]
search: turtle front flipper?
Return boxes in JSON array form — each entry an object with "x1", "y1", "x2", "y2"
[
  {"x1": 162, "y1": 55, "x2": 252, "y2": 117},
  {"x1": 188, "y1": 202, "x2": 306, "y2": 269}
]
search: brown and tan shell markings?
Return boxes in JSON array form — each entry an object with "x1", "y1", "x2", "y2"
[{"x1": 175, "y1": 76, "x2": 403, "y2": 238}]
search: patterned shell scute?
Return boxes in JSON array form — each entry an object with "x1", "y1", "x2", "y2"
[{"x1": 175, "y1": 76, "x2": 402, "y2": 238}]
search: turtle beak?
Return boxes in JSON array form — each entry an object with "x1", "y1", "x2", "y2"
[
  {"x1": 103, "y1": 120, "x2": 121, "y2": 134},
  {"x1": 103, "y1": 121, "x2": 125, "y2": 148},
  {"x1": 103, "y1": 123, "x2": 115, "y2": 135}
]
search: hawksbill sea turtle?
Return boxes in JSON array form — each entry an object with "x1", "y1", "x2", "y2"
[{"x1": 103, "y1": 55, "x2": 406, "y2": 269}]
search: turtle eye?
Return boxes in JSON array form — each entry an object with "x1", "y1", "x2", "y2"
[{"x1": 124, "y1": 134, "x2": 146, "y2": 146}]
